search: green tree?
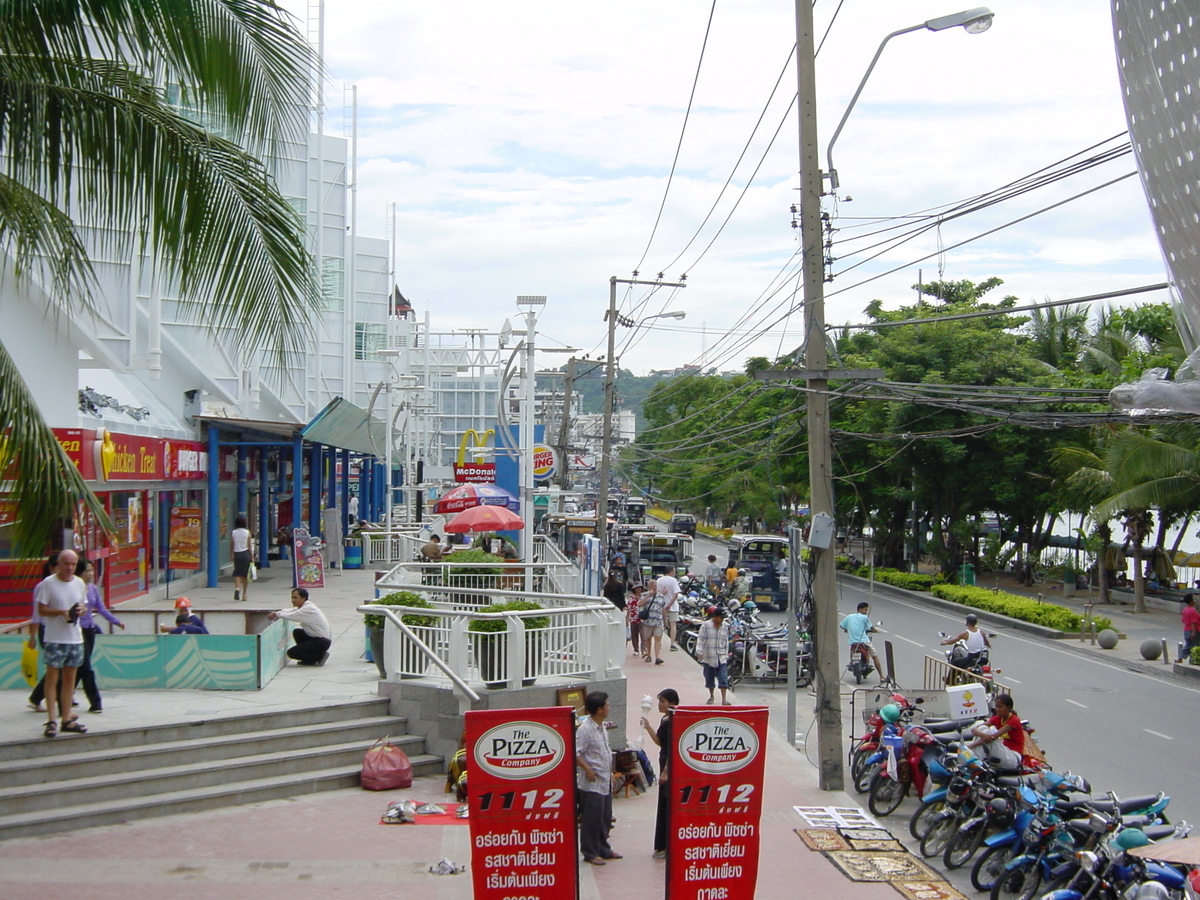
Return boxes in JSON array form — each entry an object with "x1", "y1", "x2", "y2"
[{"x1": 0, "y1": 0, "x2": 318, "y2": 554}]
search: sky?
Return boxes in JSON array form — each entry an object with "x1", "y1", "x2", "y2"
[{"x1": 280, "y1": 0, "x2": 1165, "y2": 376}]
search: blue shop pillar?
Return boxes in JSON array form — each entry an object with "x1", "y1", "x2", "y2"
[
  {"x1": 206, "y1": 427, "x2": 221, "y2": 588},
  {"x1": 309, "y1": 442, "x2": 323, "y2": 533},
  {"x1": 257, "y1": 453, "x2": 271, "y2": 568}
]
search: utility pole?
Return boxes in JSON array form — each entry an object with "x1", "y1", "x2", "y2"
[
  {"x1": 557, "y1": 357, "x2": 577, "y2": 491},
  {"x1": 597, "y1": 275, "x2": 686, "y2": 568}
]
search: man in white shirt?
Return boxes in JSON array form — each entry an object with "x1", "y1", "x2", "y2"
[
  {"x1": 269, "y1": 588, "x2": 332, "y2": 666},
  {"x1": 34, "y1": 549, "x2": 87, "y2": 737},
  {"x1": 657, "y1": 567, "x2": 681, "y2": 652}
]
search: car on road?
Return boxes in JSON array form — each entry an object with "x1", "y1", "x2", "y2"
[{"x1": 668, "y1": 513, "x2": 697, "y2": 536}]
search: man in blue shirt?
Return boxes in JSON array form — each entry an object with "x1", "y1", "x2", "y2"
[
  {"x1": 166, "y1": 613, "x2": 208, "y2": 635},
  {"x1": 839, "y1": 601, "x2": 882, "y2": 677}
]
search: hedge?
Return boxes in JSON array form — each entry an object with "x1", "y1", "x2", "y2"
[
  {"x1": 852, "y1": 566, "x2": 938, "y2": 592},
  {"x1": 1191, "y1": 646, "x2": 1200, "y2": 666},
  {"x1": 931, "y1": 584, "x2": 1114, "y2": 634}
]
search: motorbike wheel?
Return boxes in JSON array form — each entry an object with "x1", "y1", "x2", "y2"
[
  {"x1": 989, "y1": 862, "x2": 1041, "y2": 900},
  {"x1": 919, "y1": 811, "x2": 958, "y2": 858},
  {"x1": 794, "y1": 663, "x2": 814, "y2": 688},
  {"x1": 943, "y1": 819, "x2": 987, "y2": 869},
  {"x1": 970, "y1": 843, "x2": 1017, "y2": 894},
  {"x1": 908, "y1": 798, "x2": 947, "y2": 840},
  {"x1": 867, "y1": 772, "x2": 908, "y2": 817},
  {"x1": 853, "y1": 759, "x2": 881, "y2": 794},
  {"x1": 854, "y1": 663, "x2": 864, "y2": 684},
  {"x1": 849, "y1": 746, "x2": 872, "y2": 784}
]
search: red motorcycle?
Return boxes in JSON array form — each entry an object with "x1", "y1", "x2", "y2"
[
  {"x1": 868, "y1": 722, "x2": 959, "y2": 817},
  {"x1": 850, "y1": 694, "x2": 920, "y2": 793}
]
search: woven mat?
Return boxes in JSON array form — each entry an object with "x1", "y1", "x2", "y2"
[
  {"x1": 796, "y1": 828, "x2": 850, "y2": 851},
  {"x1": 840, "y1": 827, "x2": 894, "y2": 842},
  {"x1": 891, "y1": 880, "x2": 968, "y2": 900},
  {"x1": 847, "y1": 837, "x2": 904, "y2": 851},
  {"x1": 823, "y1": 850, "x2": 942, "y2": 883}
]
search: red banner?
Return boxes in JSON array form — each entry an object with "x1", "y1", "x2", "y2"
[
  {"x1": 465, "y1": 707, "x2": 578, "y2": 900},
  {"x1": 163, "y1": 441, "x2": 207, "y2": 480},
  {"x1": 454, "y1": 462, "x2": 496, "y2": 483},
  {"x1": 51, "y1": 430, "x2": 207, "y2": 482},
  {"x1": 667, "y1": 706, "x2": 769, "y2": 900},
  {"x1": 168, "y1": 506, "x2": 202, "y2": 570}
]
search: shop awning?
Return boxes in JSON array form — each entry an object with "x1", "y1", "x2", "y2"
[{"x1": 300, "y1": 397, "x2": 385, "y2": 456}]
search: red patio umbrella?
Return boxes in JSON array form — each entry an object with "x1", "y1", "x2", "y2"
[
  {"x1": 433, "y1": 483, "x2": 518, "y2": 515},
  {"x1": 443, "y1": 504, "x2": 525, "y2": 533}
]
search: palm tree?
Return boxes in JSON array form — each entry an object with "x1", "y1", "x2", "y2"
[{"x1": 0, "y1": 1, "x2": 319, "y2": 554}]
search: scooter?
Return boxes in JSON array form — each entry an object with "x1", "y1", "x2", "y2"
[{"x1": 940, "y1": 630, "x2": 1000, "y2": 683}]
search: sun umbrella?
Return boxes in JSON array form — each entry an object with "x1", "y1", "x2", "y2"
[
  {"x1": 444, "y1": 504, "x2": 525, "y2": 533},
  {"x1": 433, "y1": 483, "x2": 518, "y2": 515}
]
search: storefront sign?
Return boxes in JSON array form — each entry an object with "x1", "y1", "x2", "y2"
[
  {"x1": 168, "y1": 506, "x2": 202, "y2": 570},
  {"x1": 53, "y1": 428, "x2": 97, "y2": 480},
  {"x1": 51, "y1": 430, "x2": 207, "y2": 482},
  {"x1": 667, "y1": 707, "x2": 769, "y2": 900},
  {"x1": 465, "y1": 707, "x2": 578, "y2": 900},
  {"x1": 453, "y1": 462, "x2": 496, "y2": 483},
  {"x1": 292, "y1": 527, "x2": 325, "y2": 589},
  {"x1": 532, "y1": 444, "x2": 557, "y2": 482},
  {"x1": 163, "y1": 441, "x2": 207, "y2": 480}
]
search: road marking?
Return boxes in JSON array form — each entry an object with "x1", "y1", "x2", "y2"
[
  {"x1": 892, "y1": 634, "x2": 924, "y2": 647},
  {"x1": 1065, "y1": 698, "x2": 1088, "y2": 709},
  {"x1": 1144, "y1": 729, "x2": 1174, "y2": 740},
  {"x1": 1005, "y1": 677, "x2": 1021, "y2": 684}
]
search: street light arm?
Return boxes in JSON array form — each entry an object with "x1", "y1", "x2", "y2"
[{"x1": 824, "y1": 23, "x2": 924, "y2": 194}]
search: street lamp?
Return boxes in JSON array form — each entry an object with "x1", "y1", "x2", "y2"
[
  {"x1": 825, "y1": 8, "x2": 994, "y2": 193},
  {"x1": 516, "y1": 295, "x2": 546, "y2": 561},
  {"x1": 789, "y1": 3, "x2": 994, "y2": 791}
]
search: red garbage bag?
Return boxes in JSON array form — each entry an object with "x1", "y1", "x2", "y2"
[{"x1": 361, "y1": 738, "x2": 413, "y2": 791}]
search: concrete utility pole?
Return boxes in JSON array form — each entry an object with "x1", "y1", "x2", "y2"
[
  {"x1": 557, "y1": 357, "x2": 577, "y2": 491},
  {"x1": 793, "y1": 0, "x2": 841, "y2": 791},
  {"x1": 597, "y1": 275, "x2": 686, "y2": 568}
]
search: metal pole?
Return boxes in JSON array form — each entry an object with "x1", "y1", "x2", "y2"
[
  {"x1": 795, "y1": 0, "x2": 844, "y2": 790},
  {"x1": 522, "y1": 305, "x2": 538, "y2": 561},
  {"x1": 597, "y1": 276, "x2": 618, "y2": 570}
]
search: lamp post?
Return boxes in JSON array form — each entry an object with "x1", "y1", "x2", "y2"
[
  {"x1": 516, "y1": 296, "x2": 546, "y2": 561},
  {"x1": 597, "y1": 277, "x2": 686, "y2": 569},
  {"x1": 790, "y1": 3, "x2": 994, "y2": 791}
]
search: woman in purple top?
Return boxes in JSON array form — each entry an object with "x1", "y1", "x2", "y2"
[{"x1": 77, "y1": 560, "x2": 124, "y2": 713}]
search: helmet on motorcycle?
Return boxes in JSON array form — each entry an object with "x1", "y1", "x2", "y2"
[
  {"x1": 965, "y1": 614, "x2": 978, "y2": 626},
  {"x1": 706, "y1": 606, "x2": 719, "y2": 617},
  {"x1": 741, "y1": 600, "x2": 758, "y2": 613},
  {"x1": 1113, "y1": 828, "x2": 1152, "y2": 851},
  {"x1": 1130, "y1": 883, "x2": 1172, "y2": 900},
  {"x1": 689, "y1": 591, "x2": 699, "y2": 598},
  {"x1": 879, "y1": 704, "x2": 901, "y2": 724}
]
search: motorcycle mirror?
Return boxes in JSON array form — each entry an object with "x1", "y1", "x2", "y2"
[{"x1": 915, "y1": 697, "x2": 925, "y2": 704}]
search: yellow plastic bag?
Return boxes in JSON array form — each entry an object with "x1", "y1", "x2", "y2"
[{"x1": 20, "y1": 641, "x2": 39, "y2": 687}]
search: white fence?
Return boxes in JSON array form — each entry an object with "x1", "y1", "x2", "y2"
[{"x1": 361, "y1": 582, "x2": 623, "y2": 690}]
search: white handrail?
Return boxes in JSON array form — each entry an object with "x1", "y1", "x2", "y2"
[{"x1": 356, "y1": 604, "x2": 481, "y2": 702}]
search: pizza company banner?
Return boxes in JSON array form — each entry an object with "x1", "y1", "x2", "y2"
[
  {"x1": 292, "y1": 528, "x2": 325, "y2": 590},
  {"x1": 465, "y1": 707, "x2": 578, "y2": 900},
  {"x1": 168, "y1": 506, "x2": 202, "y2": 570},
  {"x1": 667, "y1": 706, "x2": 769, "y2": 900}
]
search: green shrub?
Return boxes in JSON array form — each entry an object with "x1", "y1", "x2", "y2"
[
  {"x1": 363, "y1": 591, "x2": 437, "y2": 630},
  {"x1": 931, "y1": 584, "x2": 1113, "y2": 633},
  {"x1": 854, "y1": 567, "x2": 936, "y2": 592},
  {"x1": 445, "y1": 548, "x2": 504, "y2": 573},
  {"x1": 1190, "y1": 645, "x2": 1200, "y2": 666},
  {"x1": 467, "y1": 599, "x2": 550, "y2": 633}
]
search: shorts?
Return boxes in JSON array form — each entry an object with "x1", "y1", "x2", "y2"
[
  {"x1": 643, "y1": 624, "x2": 664, "y2": 638},
  {"x1": 43, "y1": 642, "x2": 84, "y2": 669},
  {"x1": 667, "y1": 608, "x2": 680, "y2": 622},
  {"x1": 702, "y1": 662, "x2": 729, "y2": 690}
]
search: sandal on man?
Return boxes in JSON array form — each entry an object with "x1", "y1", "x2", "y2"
[
  {"x1": 61, "y1": 719, "x2": 87, "y2": 734},
  {"x1": 43, "y1": 721, "x2": 57, "y2": 738}
]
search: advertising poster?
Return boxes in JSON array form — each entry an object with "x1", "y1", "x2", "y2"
[
  {"x1": 465, "y1": 707, "x2": 579, "y2": 900},
  {"x1": 667, "y1": 706, "x2": 769, "y2": 900},
  {"x1": 168, "y1": 506, "x2": 202, "y2": 570},
  {"x1": 292, "y1": 528, "x2": 325, "y2": 589}
]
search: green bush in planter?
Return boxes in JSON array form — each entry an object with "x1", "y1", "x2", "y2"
[
  {"x1": 930, "y1": 584, "x2": 1113, "y2": 633},
  {"x1": 363, "y1": 591, "x2": 437, "y2": 630},
  {"x1": 1190, "y1": 645, "x2": 1200, "y2": 666},
  {"x1": 467, "y1": 599, "x2": 550, "y2": 632}
]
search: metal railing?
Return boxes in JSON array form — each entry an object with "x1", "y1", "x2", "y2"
[
  {"x1": 360, "y1": 583, "x2": 623, "y2": 690},
  {"x1": 380, "y1": 558, "x2": 580, "y2": 601},
  {"x1": 922, "y1": 654, "x2": 1012, "y2": 697},
  {"x1": 359, "y1": 529, "x2": 425, "y2": 565}
]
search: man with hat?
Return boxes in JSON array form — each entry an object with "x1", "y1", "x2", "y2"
[
  {"x1": 159, "y1": 598, "x2": 208, "y2": 634},
  {"x1": 697, "y1": 606, "x2": 732, "y2": 705}
]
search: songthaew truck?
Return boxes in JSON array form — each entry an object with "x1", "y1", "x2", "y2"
[{"x1": 634, "y1": 532, "x2": 694, "y2": 579}]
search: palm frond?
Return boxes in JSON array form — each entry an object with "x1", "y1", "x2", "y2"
[{"x1": 0, "y1": 338, "x2": 112, "y2": 554}]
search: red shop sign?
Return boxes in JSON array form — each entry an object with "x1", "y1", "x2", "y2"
[
  {"x1": 667, "y1": 706, "x2": 769, "y2": 900},
  {"x1": 163, "y1": 441, "x2": 207, "y2": 480},
  {"x1": 454, "y1": 462, "x2": 496, "y2": 483},
  {"x1": 53, "y1": 428, "x2": 97, "y2": 480},
  {"x1": 465, "y1": 707, "x2": 579, "y2": 900}
]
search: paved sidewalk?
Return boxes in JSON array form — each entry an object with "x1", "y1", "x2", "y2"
[{"x1": 0, "y1": 568, "x2": 909, "y2": 900}]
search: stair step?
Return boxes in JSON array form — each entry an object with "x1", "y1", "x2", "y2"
[
  {"x1": 0, "y1": 698, "x2": 392, "y2": 762},
  {"x1": 0, "y1": 735, "x2": 431, "y2": 815},
  {"x1": 0, "y1": 756, "x2": 443, "y2": 841},
  {"x1": 0, "y1": 716, "x2": 404, "y2": 787}
]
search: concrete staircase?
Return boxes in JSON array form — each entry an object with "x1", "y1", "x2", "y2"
[{"x1": 0, "y1": 698, "x2": 440, "y2": 840}]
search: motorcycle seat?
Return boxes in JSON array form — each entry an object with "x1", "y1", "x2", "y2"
[
  {"x1": 932, "y1": 732, "x2": 964, "y2": 744},
  {"x1": 924, "y1": 718, "x2": 974, "y2": 734},
  {"x1": 1054, "y1": 793, "x2": 1164, "y2": 815},
  {"x1": 1143, "y1": 823, "x2": 1178, "y2": 841},
  {"x1": 996, "y1": 774, "x2": 1042, "y2": 788}
]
